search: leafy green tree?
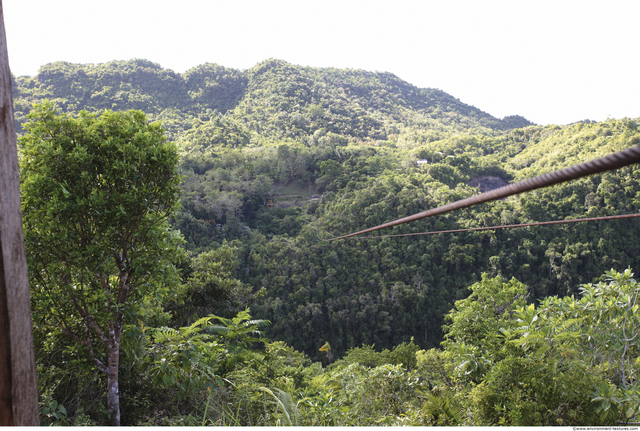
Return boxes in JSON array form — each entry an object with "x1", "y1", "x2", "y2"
[
  {"x1": 20, "y1": 102, "x2": 183, "y2": 425},
  {"x1": 442, "y1": 274, "x2": 528, "y2": 381},
  {"x1": 579, "y1": 269, "x2": 640, "y2": 390},
  {"x1": 469, "y1": 355, "x2": 605, "y2": 426},
  {"x1": 509, "y1": 268, "x2": 640, "y2": 423},
  {"x1": 467, "y1": 269, "x2": 640, "y2": 425}
]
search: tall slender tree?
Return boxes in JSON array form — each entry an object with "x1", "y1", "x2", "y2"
[{"x1": 19, "y1": 103, "x2": 183, "y2": 425}]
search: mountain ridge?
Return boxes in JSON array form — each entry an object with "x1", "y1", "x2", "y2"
[{"x1": 13, "y1": 58, "x2": 533, "y2": 138}]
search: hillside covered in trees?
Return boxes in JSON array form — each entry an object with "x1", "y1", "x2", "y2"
[{"x1": 14, "y1": 58, "x2": 640, "y2": 425}]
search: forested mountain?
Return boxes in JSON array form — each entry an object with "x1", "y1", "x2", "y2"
[
  {"x1": 13, "y1": 58, "x2": 529, "y2": 136},
  {"x1": 14, "y1": 57, "x2": 639, "y2": 357},
  {"x1": 15, "y1": 58, "x2": 640, "y2": 425}
]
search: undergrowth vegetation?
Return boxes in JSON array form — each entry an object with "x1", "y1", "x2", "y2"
[{"x1": 36, "y1": 270, "x2": 640, "y2": 426}]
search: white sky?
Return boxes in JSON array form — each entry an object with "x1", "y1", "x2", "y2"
[{"x1": 3, "y1": 0, "x2": 639, "y2": 126}]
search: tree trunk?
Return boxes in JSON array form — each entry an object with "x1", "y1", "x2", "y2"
[
  {"x1": 0, "y1": 0, "x2": 39, "y2": 425},
  {"x1": 107, "y1": 323, "x2": 121, "y2": 426}
]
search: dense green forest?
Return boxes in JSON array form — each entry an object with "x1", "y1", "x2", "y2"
[{"x1": 14, "y1": 58, "x2": 640, "y2": 425}]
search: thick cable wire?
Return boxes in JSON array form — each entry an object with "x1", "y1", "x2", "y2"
[
  {"x1": 327, "y1": 145, "x2": 640, "y2": 241},
  {"x1": 350, "y1": 213, "x2": 640, "y2": 239}
]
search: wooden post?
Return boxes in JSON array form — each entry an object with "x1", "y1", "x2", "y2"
[{"x1": 0, "y1": 0, "x2": 39, "y2": 425}]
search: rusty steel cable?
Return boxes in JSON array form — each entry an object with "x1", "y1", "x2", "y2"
[
  {"x1": 350, "y1": 213, "x2": 640, "y2": 239},
  {"x1": 327, "y1": 145, "x2": 640, "y2": 241}
]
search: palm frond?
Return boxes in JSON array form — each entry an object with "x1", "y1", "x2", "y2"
[{"x1": 153, "y1": 326, "x2": 180, "y2": 343}]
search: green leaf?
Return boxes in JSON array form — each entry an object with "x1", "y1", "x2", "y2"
[{"x1": 162, "y1": 374, "x2": 172, "y2": 386}]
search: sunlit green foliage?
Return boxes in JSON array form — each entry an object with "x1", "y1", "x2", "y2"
[{"x1": 14, "y1": 58, "x2": 640, "y2": 425}]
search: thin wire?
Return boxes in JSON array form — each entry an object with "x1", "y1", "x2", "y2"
[
  {"x1": 326, "y1": 145, "x2": 640, "y2": 241},
  {"x1": 349, "y1": 213, "x2": 640, "y2": 239}
]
